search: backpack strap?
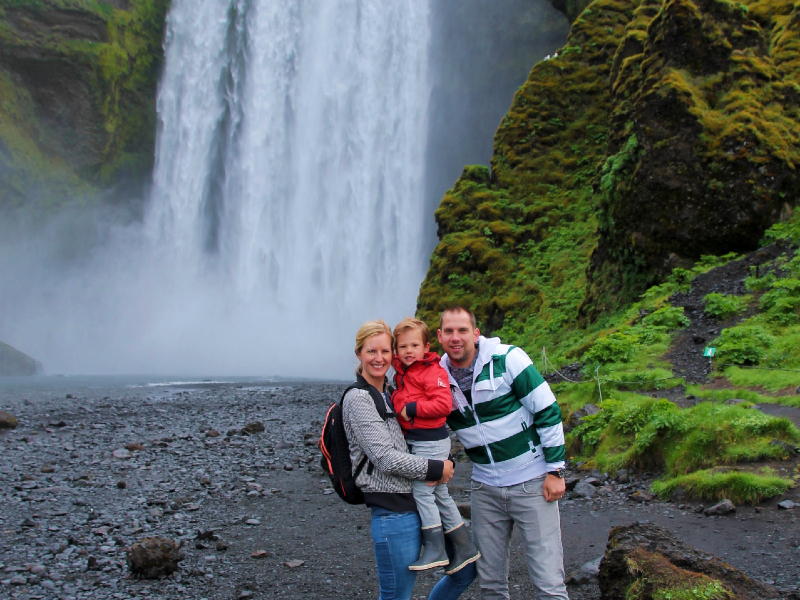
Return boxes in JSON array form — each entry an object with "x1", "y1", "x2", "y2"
[{"x1": 341, "y1": 376, "x2": 396, "y2": 479}]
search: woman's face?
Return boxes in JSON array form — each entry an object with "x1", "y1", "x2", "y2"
[{"x1": 356, "y1": 333, "x2": 392, "y2": 383}]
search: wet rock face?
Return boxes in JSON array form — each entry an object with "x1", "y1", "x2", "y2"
[
  {"x1": 125, "y1": 537, "x2": 184, "y2": 579},
  {"x1": 599, "y1": 521, "x2": 783, "y2": 600},
  {"x1": 585, "y1": 0, "x2": 800, "y2": 312}
]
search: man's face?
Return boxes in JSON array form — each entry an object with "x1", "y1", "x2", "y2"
[{"x1": 438, "y1": 311, "x2": 479, "y2": 368}]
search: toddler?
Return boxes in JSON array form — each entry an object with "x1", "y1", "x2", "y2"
[{"x1": 392, "y1": 317, "x2": 480, "y2": 573}]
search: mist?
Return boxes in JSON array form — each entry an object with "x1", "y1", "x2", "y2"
[{"x1": 0, "y1": 0, "x2": 567, "y2": 379}]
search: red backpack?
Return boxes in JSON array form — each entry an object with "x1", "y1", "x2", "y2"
[{"x1": 319, "y1": 377, "x2": 392, "y2": 504}]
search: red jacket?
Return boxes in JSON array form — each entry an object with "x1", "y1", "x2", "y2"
[{"x1": 391, "y1": 351, "x2": 454, "y2": 432}]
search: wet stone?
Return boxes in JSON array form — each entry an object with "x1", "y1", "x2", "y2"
[{"x1": 705, "y1": 499, "x2": 735, "y2": 516}]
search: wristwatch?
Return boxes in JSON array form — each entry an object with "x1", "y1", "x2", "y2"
[{"x1": 547, "y1": 468, "x2": 566, "y2": 479}]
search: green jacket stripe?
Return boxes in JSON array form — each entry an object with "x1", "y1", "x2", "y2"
[
  {"x1": 474, "y1": 390, "x2": 523, "y2": 423},
  {"x1": 488, "y1": 428, "x2": 534, "y2": 463}
]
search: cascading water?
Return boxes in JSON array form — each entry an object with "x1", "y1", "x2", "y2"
[{"x1": 145, "y1": 0, "x2": 431, "y2": 375}]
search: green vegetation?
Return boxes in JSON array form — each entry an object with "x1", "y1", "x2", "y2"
[
  {"x1": 569, "y1": 397, "x2": 800, "y2": 479},
  {"x1": 702, "y1": 293, "x2": 751, "y2": 320},
  {"x1": 651, "y1": 470, "x2": 794, "y2": 505},
  {"x1": 625, "y1": 549, "x2": 734, "y2": 600},
  {"x1": 0, "y1": 0, "x2": 169, "y2": 211}
]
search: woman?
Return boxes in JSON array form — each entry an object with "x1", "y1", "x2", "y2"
[{"x1": 342, "y1": 319, "x2": 477, "y2": 600}]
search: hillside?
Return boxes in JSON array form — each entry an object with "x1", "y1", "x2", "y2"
[{"x1": 0, "y1": 0, "x2": 169, "y2": 216}]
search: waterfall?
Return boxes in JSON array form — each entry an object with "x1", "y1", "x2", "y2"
[{"x1": 145, "y1": 0, "x2": 431, "y2": 374}]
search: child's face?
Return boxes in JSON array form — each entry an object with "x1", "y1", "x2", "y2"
[{"x1": 395, "y1": 329, "x2": 430, "y2": 367}]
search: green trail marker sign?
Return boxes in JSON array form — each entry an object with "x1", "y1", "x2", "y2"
[{"x1": 703, "y1": 347, "x2": 716, "y2": 357}]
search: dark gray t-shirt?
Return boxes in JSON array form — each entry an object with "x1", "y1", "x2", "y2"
[{"x1": 450, "y1": 344, "x2": 479, "y2": 399}]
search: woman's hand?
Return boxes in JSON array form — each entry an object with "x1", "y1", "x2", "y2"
[{"x1": 428, "y1": 459, "x2": 454, "y2": 486}]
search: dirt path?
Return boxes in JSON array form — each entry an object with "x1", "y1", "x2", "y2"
[
  {"x1": 665, "y1": 244, "x2": 787, "y2": 385},
  {"x1": 1, "y1": 382, "x2": 798, "y2": 599}
]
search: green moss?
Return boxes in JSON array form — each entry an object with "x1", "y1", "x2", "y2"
[
  {"x1": 651, "y1": 469, "x2": 794, "y2": 504},
  {"x1": 569, "y1": 395, "x2": 800, "y2": 476}
]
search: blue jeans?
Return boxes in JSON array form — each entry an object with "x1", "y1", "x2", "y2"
[{"x1": 371, "y1": 508, "x2": 476, "y2": 600}]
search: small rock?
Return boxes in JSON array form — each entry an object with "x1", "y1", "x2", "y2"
[
  {"x1": 117, "y1": 480, "x2": 127, "y2": 489},
  {"x1": 693, "y1": 505, "x2": 705, "y2": 513},
  {"x1": 628, "y1": 491, "x2": 653, "y2": 503},
  {"x1": 283, "y1": 463, "x2": 294, "y2": 471},
  {"x1": 777, "y1": 500, "x2": 795, "y2": 510},
  {"x1": 250, "y1": 550, "x2": 269, "y2": 559},
  {"x1": 567, "y1": 556, "x2": 602, "y2": 585},
  {"x1": 239, "y1": 591, "x2": 255, "y2": 599},
  {"x1": 241, "y1": 421, "x2": 265, "y2": 435},
  {"x1": 769, "y1": 439, "x2": 800, "y2": 455},
  {"x1": 245, "y1": 519, "x2": 260, "y2": 526},
  {"x1": 112, "y1": 448, "x2": 132, "y2": 460},
  {"x1": 704, "y1": 499, "x2": 735, "y2": 516},
  {"x1": 284, "y1": 560, "x2": 305, "y2": 568},
  {"x1": 41, "y1": 464, "x2": 56, "y2": 474},
  {"x1": 205, "y1": 429, "x2": 220, "y2": 438},
  {"x1": 564, "y1": 403, "x2": 600, "y2": 433},
  {"x1": 0, "y1": 411, "x2": 18, "y2": 429},
  {"x1": 10, "y1": 574, "x2": 27, "y2": 586},
  {"x1": 616, "y1": 469, "x2": 629, "y2": 484},
  {"x1": 87, "y1": 556, "x2": 99, "y2": 570},
  {"x1": 125, "y1": 537, "x2": 184, "y2": 579},
  {"x1": 21, "y1": 518, "x2": 38, "y2": 528},
  {"x1": 125, "y1": 442, "x2": 146, "y2": 452},
  {"x1": 275, "y1": 441, "x2": 294, "y2": 449},
  {"x1": 200, "y1": 477, "x2": 212, "y2": 486},
  {"x1": 564, "y1": 477, "x2": 580, "y2": 491},
  {"x1": 573, "y1": 481, "x2": 595, "y2": 499},
  {"x1": 583, "y1": 477, "x2": 601, "y2": 487},
  {"x1": 670, "y1": 487, "x2": 687, "y2": 502},
  {"x1": 456, "y1": 502, "x2": 471, "y2": 520},
  {"x1": 216, "y1": 541, "x2": 228, "y2": 552}
]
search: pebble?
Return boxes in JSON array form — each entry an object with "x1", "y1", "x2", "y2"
[
  {"x1": 112, "y1": 448, "x2": 132, "y2": 460},
  {"x1": 705, "y1": 499, "x2": 736, "y2": 516},
  {"x1": 777, "y1": 500, "x2": 795, "y2": 510}
]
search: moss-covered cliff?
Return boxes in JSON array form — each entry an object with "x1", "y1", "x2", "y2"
[
  {"x1": 418, "y1": 0, "x2": 800, "y2": 363},
  {"x1": 0, "y1": 0, "x2": 169, "y2": 214}
]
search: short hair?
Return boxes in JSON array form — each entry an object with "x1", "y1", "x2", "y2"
[
  {"x1": 439, "y1": 306, "x2": 477, "y2": 330},
  {"x1": 354, "y1": 320, "x2": 393, "y2": 376},
  {"x1": 393, "y1": 317, "x2": 430, "y2": 347}
]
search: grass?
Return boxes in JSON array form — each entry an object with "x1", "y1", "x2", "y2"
[
  {"x1": 569, "y1": 395, "x2": 800, "y2": 478},
  {"x1": 651, "y1": 469, "x2": 794, "y2": 505},
  {"x1": 625, "y1": 549, "x2": 734, "y2": 600},
  {"x1": 687, "y1": 383, "x2": 800, "y2": 408}
]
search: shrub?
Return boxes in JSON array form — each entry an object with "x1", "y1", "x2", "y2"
[
  {"x1": 702, "y1": 293, "x2": 750, "y2": 320},
  {"x1": 714, "y1": 325, "x2": 774, "y2": 365},
  {"x1": 642, "y1": 306, "x2": 690, "y2": 330},
  {"x1": 760, "y1": 278, "x2": 800, "y2": 325},
  {"x1": 583, "y1": 331, "x2": 640, "y2": 365}
]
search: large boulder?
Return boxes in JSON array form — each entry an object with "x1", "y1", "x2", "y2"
[
  {"x1": 0, "y1": 411, "x2": 19, "y2": 429},
  {"x1": 0, "y1": 341, "x2": 41, "y2": 376},
  {"x1": 599, "y1": 522, "x2": 782, "y2": 599},
  {"x1": 125, "y1": 537, "x2": 184, "y2": 579}
]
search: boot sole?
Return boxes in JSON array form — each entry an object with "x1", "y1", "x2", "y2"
[
  {"x1": 443, "y1": 552, "x2": 481, "y2": 575},
  {"x1": 408, "y1": 559, "x2": 450, "y2": 571}
]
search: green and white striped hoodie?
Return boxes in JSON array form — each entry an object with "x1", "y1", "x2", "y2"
[{"x1": 441, "y1": 336, "x2": 566, "y2": 487}]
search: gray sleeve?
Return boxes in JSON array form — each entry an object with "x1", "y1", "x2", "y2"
[{"x1": 342, "y1": 389, "x2": 432, "y2": 481}]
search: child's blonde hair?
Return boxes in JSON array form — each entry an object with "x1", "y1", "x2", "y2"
[{"x1": 392, "y1": 317, "x2": 430, "y2": 348}]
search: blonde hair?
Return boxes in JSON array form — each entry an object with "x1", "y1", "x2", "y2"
[
  {"x1": 393, "y1": 317, "x2": 430, "y2": 347},
  {"x1": 354, "y1": 319, "x2": 393, "y2": 375}
]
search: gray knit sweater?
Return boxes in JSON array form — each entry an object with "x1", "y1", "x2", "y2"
[{"x1": 342, "y1": 387, "x2": 439, "y2": 493}]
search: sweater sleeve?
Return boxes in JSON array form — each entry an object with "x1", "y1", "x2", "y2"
[
  {"x1": 343, "y1": 389, "x2": 443, "y2": 481},
  {"x1": 413, "y1": 363, "x2": 456, "y2": 420},
  {"x1": 506, "y1": 347, "x2": 566, "y2": 470}
]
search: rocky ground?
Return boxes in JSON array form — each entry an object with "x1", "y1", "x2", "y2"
[{"x1": 1, "y1": 380, "x2": 799, "y2": 600}]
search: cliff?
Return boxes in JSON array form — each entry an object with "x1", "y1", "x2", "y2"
[
  {"x1": 418, "y1": 0, "x2": 800, "y2": 359},
  {"x1": 0, "y1": 340, "x2": 41, "y2": 376},
  {"x1": 0, "y1": 0, "x2": 169, "y2": 215}
]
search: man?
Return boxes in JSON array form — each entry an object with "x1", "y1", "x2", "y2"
[{"x1": 438, "y1": 306, "x2": 569, "y2": 600}]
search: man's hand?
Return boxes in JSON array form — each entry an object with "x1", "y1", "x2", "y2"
[
  {"x1": 543, "y1": 473, "x2": 566, "y2": 501},
  {"x1": 400, "y1": 406, "x2": 408, "y2": 420},
  {"x1": 429, "y1": 460, "x2": 454, "y2": 486}
]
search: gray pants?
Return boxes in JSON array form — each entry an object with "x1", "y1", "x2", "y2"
[
  {"x1": 407, "y1": 438, "x2": 463, "y2": 530},
  {"x1": 471, "y1": 476, "x2": 569, "y2": 600}
]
